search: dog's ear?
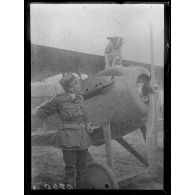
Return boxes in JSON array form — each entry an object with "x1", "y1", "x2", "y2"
[{"x1": 107, "y1": 37, "x2": 114, "y2": 41}]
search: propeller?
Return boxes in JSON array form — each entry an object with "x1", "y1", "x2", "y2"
[{"x1": 145, "y1": 23, "x2": 162, "y2": 178}]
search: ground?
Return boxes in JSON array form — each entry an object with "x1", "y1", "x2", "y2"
[{"x1": 32, "y1": 120, "x2": 163, "y2": 190}]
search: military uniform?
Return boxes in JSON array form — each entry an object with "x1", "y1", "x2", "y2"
[{"x1": 35, "y1": 92, "x2": 91, "y2": 188}]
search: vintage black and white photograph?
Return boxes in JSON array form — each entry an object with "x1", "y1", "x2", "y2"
[{"x1": 30, "y1": 3, "x2": 166, "y2": 190}]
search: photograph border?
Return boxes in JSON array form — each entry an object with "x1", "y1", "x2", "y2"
[{"x1": 25, "y1": 1, "x2": 171, "y2": 194}]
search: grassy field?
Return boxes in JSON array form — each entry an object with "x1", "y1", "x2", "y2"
[{"x1": 32, "y1": 120, "x2": 163, "y2": 189}]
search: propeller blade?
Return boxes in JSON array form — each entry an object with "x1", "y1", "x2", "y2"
[
  {"x1": 146, "y1": 91, "x2": 159, "y2": 177},
  {"x1": 103, "y1": 123, "x2": 113, "y2": 169},
  {"x1": 145, "y1": 23, "x2": 159, "y2": 178}
]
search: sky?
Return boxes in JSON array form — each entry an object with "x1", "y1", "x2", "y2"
[{"x1": 31, "y1": 3, "x2": 164, "y2": 67}]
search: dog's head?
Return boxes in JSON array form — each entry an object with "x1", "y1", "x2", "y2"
[{"x1": 107, "y1": 36, "x2": 123, "y2": 49}]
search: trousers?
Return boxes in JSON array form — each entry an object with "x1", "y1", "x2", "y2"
[{"x1": 62, "y1": 149, "x2": 89, "y2": 189}]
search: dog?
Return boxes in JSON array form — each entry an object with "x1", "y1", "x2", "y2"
[{"x1": 104, "y1": 36, "x2": 123, "y2": 69}]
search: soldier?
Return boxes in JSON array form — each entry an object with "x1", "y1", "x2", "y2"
[
  {"x1": 104, "y1": 36, "x2": 123, "y2": 69},
  {"x1": 31, "y1": 73, "x2": 97, "y2": 189}
]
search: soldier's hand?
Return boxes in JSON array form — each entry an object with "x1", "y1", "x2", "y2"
[{"x1": 86, "y1": 123, "x2": 99, "y2": 133}]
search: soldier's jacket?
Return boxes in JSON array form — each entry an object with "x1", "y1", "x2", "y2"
[{"x1": 35, "y1": 93, "x2": 91, "y2": 150}]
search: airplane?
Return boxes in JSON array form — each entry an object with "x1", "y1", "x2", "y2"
[{"x1": 31, "y1": 25, "x2": 164, "y2": 189}]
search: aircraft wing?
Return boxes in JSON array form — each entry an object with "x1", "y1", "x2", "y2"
[
  {"x1": 31, "y1": 44, "x2": 105, "y2": 82},
  {"x1": 31, "y1": 44, "x2": 164, "y2": 90}
]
